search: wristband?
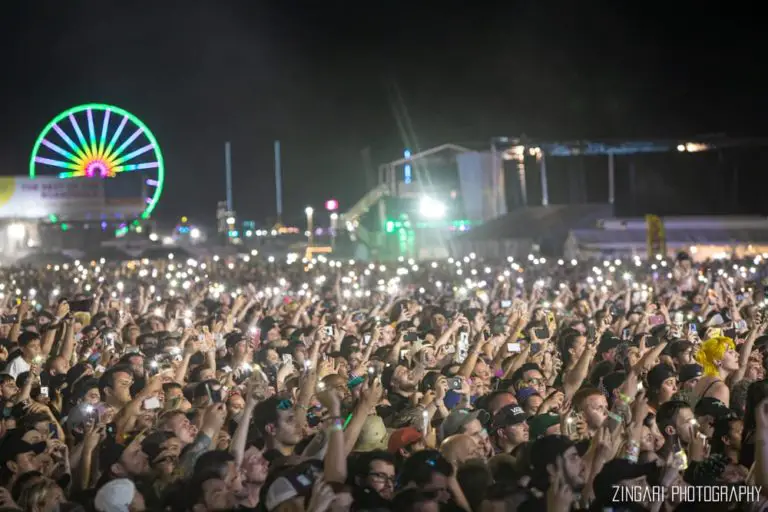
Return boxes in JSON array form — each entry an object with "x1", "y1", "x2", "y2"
[
  {"x1": 607, "y1": 411, "x2": 623, "y2": 424},
  {"x1": 328, "y1": 418, "x2": 343, "y2": 432},
  {"x1": 618, "y1": 392, "x2": 632, "y2": 405}
]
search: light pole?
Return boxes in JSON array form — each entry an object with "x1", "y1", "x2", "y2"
[
  {"x1": 330, "y1": 213, "x2": 338, "y2": 250},
  {"x1": 305, "y1": 207, "x2": 314, "y2": 248}
]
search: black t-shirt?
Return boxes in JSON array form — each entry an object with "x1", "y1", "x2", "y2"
[
  {"x1": 352, "y1": 486, "x2": 391, "y2": 512},
  {"x1": 387, "y1": 392, "x2": 411, "y2": 414}
]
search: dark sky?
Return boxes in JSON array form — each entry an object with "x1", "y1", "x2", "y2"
[{"x1": 2, "y1": 1, "x2": 767, "y2": 227}]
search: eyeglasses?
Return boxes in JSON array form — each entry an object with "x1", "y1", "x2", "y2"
[{"x1": 368, "y1": 472, "x2": 395, "y2": 485}]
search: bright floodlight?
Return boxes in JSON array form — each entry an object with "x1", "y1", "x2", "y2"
[
  {"x1": 190, "y1": 228, "x2": 201, "y2": 239},
  {"x1": 305, "y1": 207, "x2": 314, "y2": 216},
  {"x1": 226, "y1": 217, "x2": 235, "y2": 225},
  {"x1": 419, "y1": 197, "x2": 446, "y2": 219},
  {"x1": 7, "y1": 223, "x2": 25, "y2": 240}
]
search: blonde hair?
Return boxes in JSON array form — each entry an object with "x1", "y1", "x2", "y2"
[
  {"x1": 72, "y1": 311, "x2": 91, "y2": 326},
  {"x1": 694, "y1": 336, "x2": 735, "y2": 377}
]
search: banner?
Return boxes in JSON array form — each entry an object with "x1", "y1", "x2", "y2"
[
  {"x1": 646, "y1": 214, "x2": 666, "y2": 257},
  {"x1": 0, "y1": 176, "x2": 142, "y2": 220}
]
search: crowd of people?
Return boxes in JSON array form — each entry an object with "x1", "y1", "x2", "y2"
[{"x1": 0, "y1": 250, "x2": 767, "y2": 512}]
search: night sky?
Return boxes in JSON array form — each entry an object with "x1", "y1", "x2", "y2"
[{"x1": 2, "y1": 1, "x2": 767, "y2": 228}]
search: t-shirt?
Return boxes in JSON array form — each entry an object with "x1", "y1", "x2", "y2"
[{"x1": 6, "y1": 355, "x2": 30, "y2": 379}]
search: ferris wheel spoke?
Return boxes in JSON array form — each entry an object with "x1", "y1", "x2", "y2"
[
  {"x1": 109, "y1": 127, "x2": 144, "y2": 162},
  {"x1": 104, "y1": 115, "x2": 129, "y2": 162},
  {"x1": 41, "y1": 139, "x2": 83, "y2": 166},
  {"x1": 98, "y1": 109, "x2": 111, "y2": 159},
  {"x1": 58, "y1": 171, "x2": 86, "y2": 179},
  {"x1": 86, "y1": 108, "x2": 99, "y2": 157},
  {"x1": 68, "y1": 114, "x2": 93, "y2": 160},
  {"x1": 113, "y1": 161, "x2": 159, "y2": 173},
  {"x1": 34, "y1": 156, "x2": 80, "y2": 170},
  {"x1": 112, "y1": 143, "x2": 155, "y2": 167},
  {"x1": 53, "y1": 124, "x2": 87, "y2": 162}
]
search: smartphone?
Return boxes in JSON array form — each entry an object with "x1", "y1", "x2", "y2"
[
  {"x1": 282, "y1": 353, "x2": 293, "y2": 366},
  {"x1": 143, "y1": 397, "x2": 161, "y2": 410},
  {"x1": 688, "y1": 323, "x2": 698, "y2": 335},
  {"x1": 1, "y1": 315, "x2": 18, "y2": 324},
  {"x1": 501, "y1": 300, "x2": 512, "y2": 308},
  {"x1": 399, "y1": 349, "x2": 409, "y2": 361},
  {"x1": 39, "y1": 386, "x2": 49, "y2": 398},
  {"x1": 621, "y1": 327, "x2": 631, "y2": 340},
  {"x1": 735, "y1": 319, "x2": 748, "y2": 332},
  {"x1": 324, "y1": 326, "x2": 334, "y2": 337},
  {"x1": 673, "y1": 311, "x2": 684, "y2": 324},
  {"x1": 363, "y1": 333, "x2": 371, "y2": 345},
  {"x1": 448, "y1": 376, "x2": 463, "y2": 390},
  {"x1": 648, "y1": 314, "x2": 666, "y2": 327},
  {"x1": 507, "y1": 342, "x2": 521, "y2": 353},
  {"x1": 68, "y1": 299, "x2": 93, "y2": 313},
  {"x1": 404, "y1": 332, "x2": 418, "y2": 342}
]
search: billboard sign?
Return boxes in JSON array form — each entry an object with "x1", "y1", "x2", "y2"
[{"x1": 0, "y1": 177, "x2": 143, "y2": 220}]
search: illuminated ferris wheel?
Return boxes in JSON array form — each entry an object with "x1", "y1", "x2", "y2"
[{"x1": 29, "y1": 103, "x2": 165, "y2": 221}]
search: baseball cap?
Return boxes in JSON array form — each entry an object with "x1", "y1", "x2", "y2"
[
  {"x1": 0, "y1": 429, "x2": 46, "y2": 465},
  {"x1": 694, "y1": 397, "x2": 733, "y2": 420},
  {"x1": 264, "y1": 460, "x2": 322, "y2": 511},
  {"x1": 527, "y1": 413, "x2": 561, "y2": 439},
  {"x1": 515, "y1": 387, "x2": 538, "y2": 403},
  {"x1": 679, "y1": 364, "x2": 703, "y2": 384},
  {"x1": 491, "y1": 405, "x2": 527, "y2": 429},
  {"x1": 94, "y1": 478, "x2": 137, "y2": 512},
  {"x1": 593, "y1": 459, "x2": 657, "y2": 505},
  {"x1": 353, "y1": 415, "x2": 388, "y2": 452},
  {"x1": 646, "y1": 364, "x2": 677, "y2": 391},
  {"x1": 439, "y1": 408, "x2": 490, "y2": 442},
  {"x1": 99, "y1": 430, "x2": 145, "y2": 473},
  {"x1": 388, "y1": 426, "x2": 423, "y2": 453}
]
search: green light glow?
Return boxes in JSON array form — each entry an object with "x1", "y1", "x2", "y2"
[
  {"x1": 48, "y1": 214, "x2": 58, "y2": 223},
  {"x1": 60, "y1": 223, "x2": 69, "y2": 231},
  {"x1": 29, "y1": 103, "x2": 165, "y2": 221}
]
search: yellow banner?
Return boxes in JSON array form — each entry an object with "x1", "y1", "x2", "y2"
[{"x1": 646, "y1": 214, "x2": 666, "y2": 257}]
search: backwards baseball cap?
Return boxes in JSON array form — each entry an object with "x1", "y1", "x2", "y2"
[
  {"x1": 0, "y1": 429, "x2": 46, "y2": 465},
  {"x1": 439, "y1": 408, "x2": 490, "y2": 442},
  {"x1": 646, "y1": 364, "x2": 677, "y2": 391},
  {"x1": 491, "y1": 405, "x2": 527, "y2": 429},
  {"x1": 264, "y1": 460, "x2": 322, "y2": 511},
  {"x1": 694, "y1": 397, "x2": 733, "y2": 420},
  {"x1": 679, "y1": 364, "x2": 703, "y2": 384},
  {"x1": 388, "y1": 426, "x2": 423, "y2": 453},
  {"x1": 99, "y1": 430, "x2": 146, "y2": 474},
  {"x1": 593, "y1": 459, "x2": 658, "y2": 506},
  {"x1": 527, "y1": 413, "x2": 561, "y2": 439}
]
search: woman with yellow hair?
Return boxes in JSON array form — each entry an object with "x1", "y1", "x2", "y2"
[{"x1": 693, "y1": 336, "x2": 740, "y2": 406}]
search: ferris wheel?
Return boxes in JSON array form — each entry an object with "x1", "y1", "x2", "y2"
[{"x1": 29, "y1": 103, "x2": 165, "y2": 220}]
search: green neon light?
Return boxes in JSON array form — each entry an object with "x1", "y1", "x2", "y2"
[
  {"x1": 60, "y1": 223, "x2": 69, "y2": 231},
  {"x1": 29, "y1": 103, "x2": 165, "y2": 221},
  {"x1": 48, "y1": 214, "x2": 58, "y2": 223}
]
